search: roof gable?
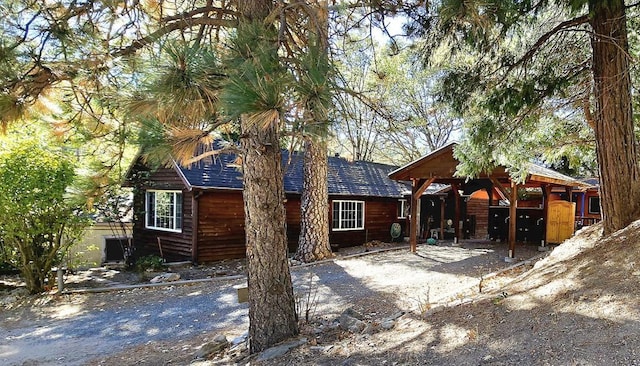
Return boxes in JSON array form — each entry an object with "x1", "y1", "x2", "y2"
[{"x1": 389, "y1": 142, "x2": 591, "y2": 188}]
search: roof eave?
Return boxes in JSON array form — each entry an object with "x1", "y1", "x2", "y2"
[
  {"x1": 388, "y1": 142, "x2": 458, "y2": 181},
  {"x1": 528, "y1": 174, "x2": 588, "y2": 188},
  {"x1": 173, "y1": 160, "x2": 193, "y2": 191}
]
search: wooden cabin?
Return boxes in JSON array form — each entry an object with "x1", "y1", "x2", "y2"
[
  {"x1": 388, "y1": 143, "x2": 595, "y2": 258},
  {"x1": 124, "y1": 146, "x2": 411, "y2": 263},
  {"x1": 572, "y1": 178, "x2": 602, "y2": 228}
]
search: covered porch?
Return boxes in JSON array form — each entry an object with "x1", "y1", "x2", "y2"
[{"x1": 388, "y1": 143, "x2": 592, "y2": 259}]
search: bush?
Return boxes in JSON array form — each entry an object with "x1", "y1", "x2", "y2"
[
  {"x1": 135, "y1": 255, "x2": 165, "y2": 272},
  {"x1": 0, "y1": 142, "x2": 88, "y2": 293},
  {"x1": 0, "y1": 261, "x2": 19, "y2": 275}
]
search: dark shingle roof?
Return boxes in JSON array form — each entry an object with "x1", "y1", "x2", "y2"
[{"x1": 176, "y1": 147, "x2": 409, "y2": 198}]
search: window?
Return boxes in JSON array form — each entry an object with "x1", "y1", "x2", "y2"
[
  {"x1": 588, "y1": 196, "x2": 601, "y2": 214},
  {"x1": 146, "y1": 190, "x2": 183, "y2": 232},
  {"x1": 332, "y1": 200, "x2": 364, "y2": 230},
  {"x1": 397, "y1": 199, "x2": 409, "y2": 219}
]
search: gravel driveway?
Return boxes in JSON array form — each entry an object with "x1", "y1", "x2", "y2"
[{"x1": 0, "y1": 241, "x2": 543, "y2": 365}]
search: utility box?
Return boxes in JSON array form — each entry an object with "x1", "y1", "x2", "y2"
[{"x1": 236, "y1": 285, "x2": 249, "y2": 303}]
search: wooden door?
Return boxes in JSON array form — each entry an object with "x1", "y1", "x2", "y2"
[{"x1": 546, "y1": 200, "x2": 576, "y2": 243}]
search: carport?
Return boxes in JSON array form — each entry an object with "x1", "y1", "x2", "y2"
[{"x1": 388, "y1": 142, "x2": 592, "y2": 259}]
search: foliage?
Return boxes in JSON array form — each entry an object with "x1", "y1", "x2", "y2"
[
  {"x1": 330, "y1": 19, "x2": 460, "y2": 164},
  {"x1": 134, "y1": 255, "x2": 165, "y2": 273},
  {"x1": 400, "y1": 1, "x2": 600, "y2": 178},
  {"x1": 0, "y1": 138, "x2": 88, "y2": 293}
]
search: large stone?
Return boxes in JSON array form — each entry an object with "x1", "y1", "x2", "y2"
[
  {"x1": 339, "y1": 308, "x2": 367, "y2": 333},
  {"x1": 383, "y1": 311, "x2": 405, "y2": 322},
  {"x1": 231, "y1": 332, "x2": 248, "y2": 346},
  {"x1": 149, "y1": 272, "x2": 181, "y2": 283},
  {"x1": 194, "y1": 336, "x2": 229, "y2": 359},
  {"x1": 339, "y1": 316, "x2": 366, "y2": 333},
  {"x1": 341, "y1": 308, "x2": 364, "y2": 320},
  {"x1": 380, "y1": 320, "x2": 396, "y2": 330},
  {"x1": 255, "y1": 338, "x2": 307, "y2": 362}
]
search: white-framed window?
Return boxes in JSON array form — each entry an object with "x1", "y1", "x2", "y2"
[
  {"x1": 145, "y1": 190, "x2": 183, "y2": 232},
  {"x1": 588, "y1": 196, "x2": 601, "y2": 214},
  {"x1": 397, "y1": 199, "x2": 409, "y2": 219},
  {"x1": 332, "y1": 200, "x2": 364, "y2": 230}
]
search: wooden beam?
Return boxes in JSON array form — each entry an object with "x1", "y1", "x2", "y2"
[
  {"x1": 541, "y1": 184, "x2": 550, "y2": 244},
  {"x1": 509, "y1": 181, "x2": 518, "y2": 258},
  {"x1": 489, "y1": 176, "x2": 510, "y2": 200},
  {"x1": 192, "y1": 195, "x2": 198, "y2": 263},
  {"x1": 566, "y1": 186, "x2": 573, "y2": 202},
  {"x1": 440, "y1": 196, "x2": 446, "y2": 240},
  {"x1": 409, "y1": 178, "x2": 435, "y2": 252},
  {"x1": 191, "y1": 190, "x2": 203, "y2": 264},
  {"x1": 409, "y1": 181, "x2": 420, "y2": 252},
  {"x1": 416, "y1": 178, "x2": 436, "y2": 197},
  {"x1": 451, "y1": 183, "x2": 461, "y2": 241}
]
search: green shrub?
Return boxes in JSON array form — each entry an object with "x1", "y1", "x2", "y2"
[
  {"x1": 0, "y1": 142, "x2": 88, "y2": 293},
  {"x1": 135, "y1": 255, "x2": 165, "y2": 272}
]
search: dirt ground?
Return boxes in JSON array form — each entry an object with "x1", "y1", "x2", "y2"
[
  {"x1": 251, "y1": 223, "x2": 640, "y2": 366},
  {"x1": 3, "y1": 227, "x2": 639, "y2": 365}
]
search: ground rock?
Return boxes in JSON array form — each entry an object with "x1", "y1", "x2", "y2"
[
  {"x1": 340, "y1": 315, "x2": 366, "y2": 333},
  {"x1": 194, "y1": 336, "x2": 229, "y2": 359},
  {"x1": 150, "y1": 272, "x2": 181, "y2": 283},
  {"x1": 342, "y1": 307, "x2": 365, "y2": 320},
  {"x1": 0, "y1": 288, "x2": 29, "y2": 307},
  {"x1": 384, "y1": 311, "x2": 405, "y2": 322},
  {"x1": 380, "y1": 320, "x2": 396, "y2": 330},
  {"x1": 231, "y1": 332, "x2": 248, "y2": 346},
  {"x1": 361, "y1": 323, "x2": 378, "y2": 334},
  {"x1": 339, "y1": 308, "x2": 368, "y2": 333},
  {"x1": 379, "y1": 311, "x2": 405, "y2": 330},
  {"x1": 255, "y1": 338, "x2": 307, "y2": 362}
]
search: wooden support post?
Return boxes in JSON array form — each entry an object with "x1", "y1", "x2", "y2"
[
  {"x1": 541, "y1": 184, "x2": 550, "y2": 243},
  {"x1": 409, "y1": 178, "x2": 435, "y2": 252},
  {"x1": 509, "y1": 181, "x2": 518, "y2": 258},
  {"x1": 410, "y1": 181, "x2": 420, "y2": 253},
  {"x1": 451, "y1": 183, "x2": 461, "y2": 241},
  {"x1": 440, "y1": 197, "x2": 446, "y2": 240},
  {"x1": 191, "y1": 192, "x2": 199, "y2": 264}
]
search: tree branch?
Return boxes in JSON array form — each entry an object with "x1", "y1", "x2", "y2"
[
  {"x1": 112, "y1": 17, "x2": 238, "y2": 57},
  {"x1": 506, "y1": 15, "x2": 589, "y2": 74}
]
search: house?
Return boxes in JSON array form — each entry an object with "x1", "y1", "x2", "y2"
[
  {"x1": 572, "y1": 178, "x2": 601, "y2": 228},
  {"x1": 388, "y1": 142, "x2": 595, "y2": 258},
  {"x1": 124, "y1": 146, "x2": 411, "y2": 263},
  {"x1": 66, "y1": 221, "x2": 132, "y2": 268}
]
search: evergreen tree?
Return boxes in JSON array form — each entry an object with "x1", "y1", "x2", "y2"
[{"x1": 405, "y1": 0, "x2": 639, "y2": 234}]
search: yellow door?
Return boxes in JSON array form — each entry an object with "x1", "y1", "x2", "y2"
[{"x1": 546, "y1": 200, "x2": 576, "y2": 243}]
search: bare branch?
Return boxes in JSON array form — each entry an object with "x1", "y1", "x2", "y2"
[{"x1": 112, "y1": 17, "x2": 238, "y2": 57}]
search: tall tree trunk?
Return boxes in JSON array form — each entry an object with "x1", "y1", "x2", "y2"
[
  {"x1": 241, "y1": 121, "x2": 298, "y2": 353},
  {"x1": 295, "y1": 0, "x2": 333, "y2": 262},
  {"x1": 237, "y1": 0, "x2": 298, "y2": 353},
  {"x1": 589, "y1": 0, "x2": 640, "y2": 235},
  {"x1": 296, "y1": 137, "x2": 332, "y2": 262}
]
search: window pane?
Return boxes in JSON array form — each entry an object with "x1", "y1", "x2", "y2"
[
  {"x1": 156, "y1": 192, "x2": 173, "y2": 229},
  {"x1": 147, "y1": 192, "x2": 155, "y2": 227},
  {"x1": 145, "y1": 191, "x2": 182, "y2": 231},
  {"x1": 332, "y1": 201, "x2": 340, "y2": 229},
  {"x1": 175, "y1": 192, "x2": 183, "y2": 229},
  {"x1": 588, "y1": 197, "x2": 601, "y2": 214},
  {"x1": 397, "y1": 199, "x2": 408, "y2": 218},
  {"x1": 332, "y1": 201, "x2": 364, "y2": 230}
]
